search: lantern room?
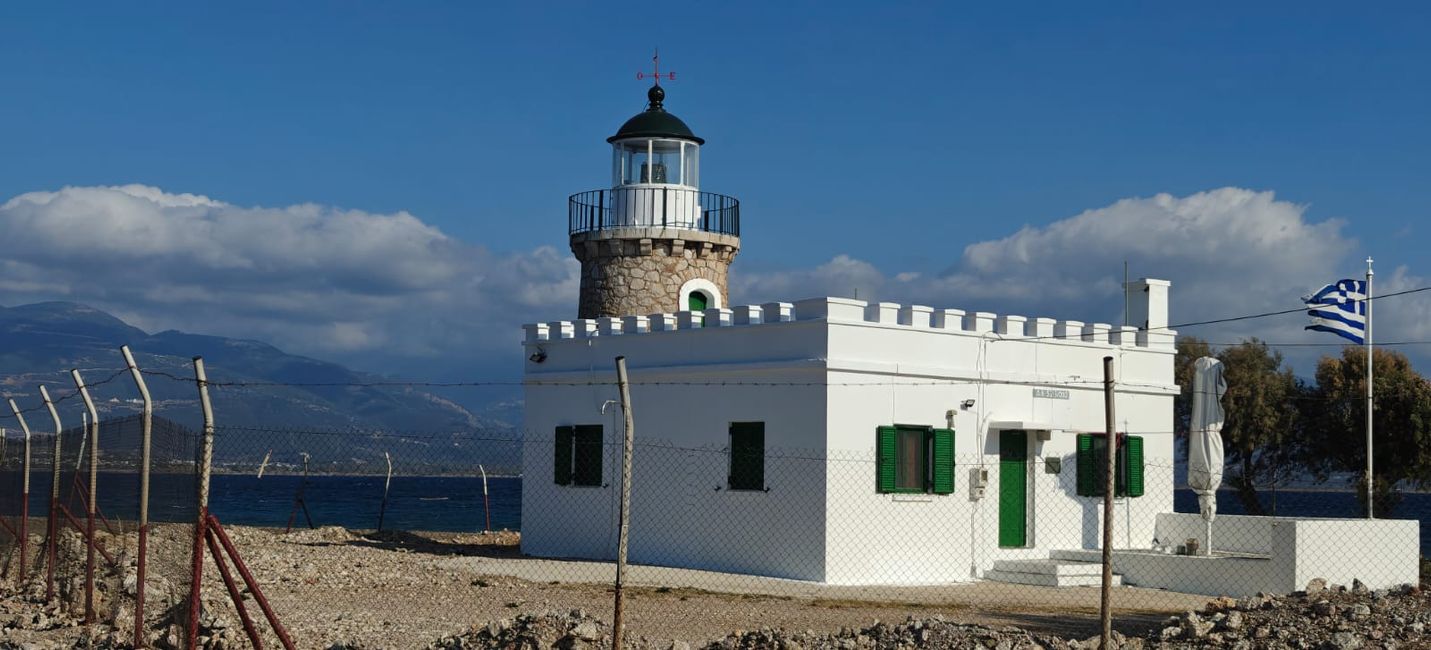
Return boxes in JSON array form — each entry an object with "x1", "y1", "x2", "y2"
[
  {"x1": 609, "y1": 85, "x2": 703, "y2": 189},
  {"x1": 612, "y1": 137, "x2": 699, "y2": 188},
  {"x1": 569, "y1": 83, "x2": 738, "y2": 236}
]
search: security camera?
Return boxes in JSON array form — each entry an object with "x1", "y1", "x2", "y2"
[{"x1": 960, "y1": 399, "x2": 976, "y2": 410}]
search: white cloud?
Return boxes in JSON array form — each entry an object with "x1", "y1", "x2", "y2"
[
  {"x1": 735, "y1": 188, "x2": 1426, "y2": 372},
  {"x1": 4, "y1": 184, "x2": 1421, "y2": 378},
  {"x1": 0, "y1": 185, "x2": 579, "y2": 373}
]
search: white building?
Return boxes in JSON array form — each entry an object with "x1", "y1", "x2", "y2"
[{"x1": 519, "y1": 79, "x2": 1419, "y2": 595}]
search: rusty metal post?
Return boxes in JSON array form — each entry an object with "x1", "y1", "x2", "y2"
[
  {"x1": 70, "y1": 369, "x2": 101, "y2": 625},
  {"x1": 187, "y1": 356, "x2": 216, "y2": 649},
  {"x1": 38, "y1": 386, "x2": 62, "y2": 603},
  {"x1": 204, "y1": 525, "x2": 263, "y2": 649},
  {"x1": 208, "y1": 515, "x2": 296, "y2": 650},
  {"x1": 7, "y1": 399, "x2": 32, "y2": 590},
  {"x1": 612, "y1": 356, "x2": 636, "y2": 650},
  {"x1": 121, "y1": 346, "x2": 153, "y2": 646}
]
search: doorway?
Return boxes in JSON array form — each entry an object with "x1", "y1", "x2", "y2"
[{"x1": 999, "y1": 430, "x2": 1029, "y2": 548}]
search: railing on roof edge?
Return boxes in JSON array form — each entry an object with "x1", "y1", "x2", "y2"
[{"x1": 569, "y1": 187, "x2": 740, "y2": 237}]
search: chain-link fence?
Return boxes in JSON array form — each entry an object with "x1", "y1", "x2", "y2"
[
  {"x1": 0, "y1": 413, "x2": 199, "y2": 645},
  {"x1": 135, "y1": 424, "x2": 1422, "y2": 648},
  {"x1": 1, "y1": 380, "x2": 1426, "y2": 648}
]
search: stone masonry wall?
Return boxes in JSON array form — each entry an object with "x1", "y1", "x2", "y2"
[{"x1": 572, "y1": 232, "x2": 739, "y2": 319}]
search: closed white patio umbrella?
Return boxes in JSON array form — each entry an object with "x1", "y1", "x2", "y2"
[{"x1": 1188, "y1": 356, "x2": 1226, "y2": 555}]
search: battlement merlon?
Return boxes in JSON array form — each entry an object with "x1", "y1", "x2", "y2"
[
  {"x1": 525, "y1": 278, "x2": 1172, "y2": 349},
  {"x1": 522, "y1": 281, "x2": 1177, "y2": 393}
]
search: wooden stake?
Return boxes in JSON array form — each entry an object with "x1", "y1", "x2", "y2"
[
  {"x1": 612, "y1": 356, "x2": 636, "y2": 649},
  {"x1": 1100, "y1": 356, "x2": 1117, "y2": 648}
]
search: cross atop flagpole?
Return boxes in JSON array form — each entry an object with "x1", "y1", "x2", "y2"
[{"x1": 1365, "y1": 256, "x2": 1374, "y2": 519}]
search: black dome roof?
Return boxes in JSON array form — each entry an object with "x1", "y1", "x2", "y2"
[{"x1": 607, "y1": 86, "x2": 704, "y2": 145}]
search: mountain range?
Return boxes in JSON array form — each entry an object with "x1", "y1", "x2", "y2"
[{"x1": 0, "y1": 302, "x2": 519, "y2": 467}]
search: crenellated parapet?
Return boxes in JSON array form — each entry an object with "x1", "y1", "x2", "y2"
[{"x1": 525, "y1": 283, "x2": 1175, "y2": 351}]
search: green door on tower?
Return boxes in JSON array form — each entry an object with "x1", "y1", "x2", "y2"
[{"x1": 999, "y1": 430, "x2": 1029, "y2": 548}]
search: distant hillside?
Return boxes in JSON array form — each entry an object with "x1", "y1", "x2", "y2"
[{"x1": 0, "y1": 302, "x2": 518, "y2": 466}]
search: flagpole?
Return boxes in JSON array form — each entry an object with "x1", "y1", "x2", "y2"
[{"x1": 1365, "y1": 256, "x2": 1374, "y2": 519}]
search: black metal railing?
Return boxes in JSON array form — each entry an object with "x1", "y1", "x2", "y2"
[{"x1": 569, "y1": 187, "x2": 740, "y2": 237}]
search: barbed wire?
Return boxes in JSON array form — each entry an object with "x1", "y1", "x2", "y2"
[
  {"x1": 4, "y1": 286, "x2": 1426, "y2": 420},
  {"x1": 3, "y1": 368, "x2": 131, "y2": 417},
  {"x1": 135, "y1": 369, "x2": 1177, "y2": 390}
]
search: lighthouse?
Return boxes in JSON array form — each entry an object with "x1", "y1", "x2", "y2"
[{"x1": 568, "y1": 77, "x2": 740, "y2": 319}]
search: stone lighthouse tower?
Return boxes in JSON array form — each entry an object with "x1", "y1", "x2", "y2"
[{"x1": 568, "y1": 80, "x2": 740, "y2": 319}]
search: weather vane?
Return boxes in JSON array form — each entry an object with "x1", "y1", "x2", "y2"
[{"x1": 636, "y1": 49, "x2": 675, "y2": 85}]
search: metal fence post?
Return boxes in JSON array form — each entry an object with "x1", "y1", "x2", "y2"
[
  {"x1": 7, "y1": 399, "x2": 32, "y2": 590},
  {"x1": 38, "y1": 386, "x2": 62, "y2": 603},
  {"x1": 70, "y1": 369, "x2": 101, "y2": 625},
  {"x1": 188, "y1": 356, "x2": 216, "y2": 649},
  {"x1": 612, "y1": 356, "x2": 636, "y2": 649},
  {"x1": 121, "y1": 346, "x2": 153, "y2": 647}
]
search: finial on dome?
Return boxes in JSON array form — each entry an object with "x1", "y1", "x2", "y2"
[{"x1": 636, "y1": 50, "x2": 675, "y2": 112}]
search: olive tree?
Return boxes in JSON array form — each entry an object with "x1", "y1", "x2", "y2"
[
  {"x1": 1174, "y1": 337, "x2": 1305, "y2": 515},
  {"x1": 1305, "y1": 347, "x2": 1431, "y2": 516}
]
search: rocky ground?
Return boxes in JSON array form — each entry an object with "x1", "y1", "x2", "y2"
[
  {"x1": 395, "y1": 582, "x2": 1431, "y2": 649},
  {"x1": 0, "y1": 523, "x2": 1422, "y2": 649}
]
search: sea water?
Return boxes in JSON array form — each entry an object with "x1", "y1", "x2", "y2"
[{"x1": 15, "y1": 473, "x2": 1430, "y2": 555}]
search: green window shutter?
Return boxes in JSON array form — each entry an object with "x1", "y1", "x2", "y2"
[
  {"x1": 932, "y1": 428, "x2": 955, "y2": 494},
  {"x1": 1114, "y1": 439, "x2": 1127, "y2": 497},
  {"x1": 1076, "y1": 433, "x2": 1096, "y2": 497},
  {"x1": 554, "y1": 426, "x2": 574, "y2": 485},
  {"x1": 1126, "y1": 435, "x2": 1145, "y2": 497},
  {"x1": 729, "y1": 422, "x2": 765, "y2": 491},
  {"x1": 573, "y1": 425, "x2": 603, "y2": 486},
  {"x1": 876, "y1": 426, "x2": 898, "y2": 493}
]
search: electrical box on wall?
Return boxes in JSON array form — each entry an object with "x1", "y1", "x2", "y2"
[{"x1": 970, "y1": 467, "x2": 989, "y2": 500}]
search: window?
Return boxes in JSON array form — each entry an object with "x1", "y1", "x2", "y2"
[
  {"x1": 554, "y1": 425, "x2": 604, "y2": 487},
  {"x1": 1076, "y1": 433, "x2": 1144, "y2": 497},
  {"x1": 876, "y1": 425, "x2": 954, "y2": 494},
  {"x1": 728, "y1": 422, "x2": 765, "y2": 491},
  {"x1": 614, "y1": 139, "x2": 690, "y2": 186}
]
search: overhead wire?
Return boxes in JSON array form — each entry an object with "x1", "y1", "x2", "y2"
[{"x1": 5, "y1": 284, "x2": 1428, "y2": 422}]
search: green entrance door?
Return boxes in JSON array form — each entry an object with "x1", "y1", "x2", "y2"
[{"x1": 999, "y1": 430, "x2": 1029, "y2": 548}]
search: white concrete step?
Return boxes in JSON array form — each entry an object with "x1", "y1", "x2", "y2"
[
  {"x1": 1049, "y1": 549, "x2": 1108, "y2": 563},
  {"x1": 991, "y1": 558, "x2": 1104, "y2": 577},
  {"x1": 984, "y1": 568, "x2": 1122, "y2": 588}
]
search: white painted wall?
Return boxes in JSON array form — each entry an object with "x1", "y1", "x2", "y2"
[
  {"x1": 522, "y1": 285, "x2": 1178, "y2": 585},
  {"x1": 817, "y1": 297, "x2": 1175, "y2": 584},
  {"x1": 1284, "y1": 518, "x2": 1420, "y2": 592},
  {"x1": 1058, "y1": 515, "x2": 1420, "y2": 596},
  {"x1": 1156, "y1": 512, "x2": 1278, "y2": 556}
]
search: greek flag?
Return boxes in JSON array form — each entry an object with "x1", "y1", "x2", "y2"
[{"x1": 1304, "y1": 279, "x2": 1367, "y2": 345}]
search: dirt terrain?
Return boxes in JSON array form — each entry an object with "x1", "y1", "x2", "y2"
[{"x1": 0, "y1": 524, "x2": 1413, "y2": 648}]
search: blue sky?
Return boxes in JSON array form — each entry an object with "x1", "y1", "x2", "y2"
[{"x1": 1, "y1": 3, "x2": 1428, "y2": 379}]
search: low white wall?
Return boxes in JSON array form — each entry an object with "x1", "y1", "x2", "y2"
[
  {"x1": 1066, "y1": 515, "x2": 1421, "y2": 597},
  {"x1": 1156, "y1": 512, "x2": 1278, "y2": 556},
  {"x1": 1055, "y1": 549, "x2": 1287, "y2": 597},
  {"x1": 1283, "y1": 517, "x2": 1420, "y2": 592}
]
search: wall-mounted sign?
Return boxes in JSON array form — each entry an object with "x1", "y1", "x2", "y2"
[{"x1": 1033, "y1": 388, "x2": 1070, "y2": 400}]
